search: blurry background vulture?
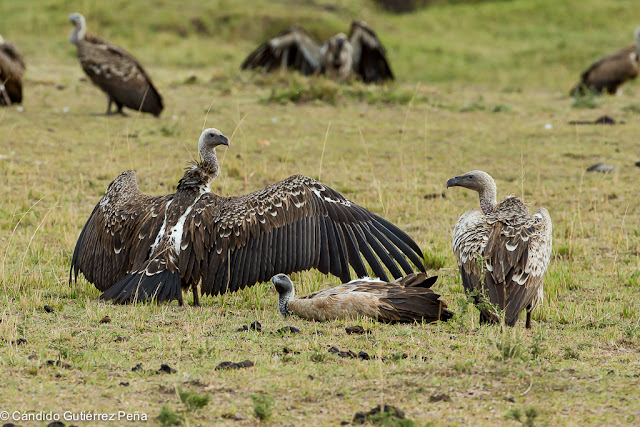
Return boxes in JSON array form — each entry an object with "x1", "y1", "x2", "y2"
[
  {"x1": 570, "y1": 27, "x2": 640, "y2": 96},
  {"x1": 68, "y1": 13, "x2": 163, "y2": 116},
  {"x1": 447, "y1": 171, "x2": 552, "y2": 329},
  {"x1": 70, "y1": 128, "x2": 426, "y2": 305},
  {"x1": 0, "y1": 35, "x2": 26, "y2": 106},
  {"x1": 241, "y1": 20, "x2": 394, "y2": 83},
  {"x1": 272, "y1": 273, "x2": 453, "y2": 323}
]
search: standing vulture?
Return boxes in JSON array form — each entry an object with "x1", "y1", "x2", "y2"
[
  {"x1": 0, "y1": 35, "x2": 26, "y2": 106},
  {"x1": 570, "y1": 27, "x2": 640, "y2": 96},
  {"x1": 68, "y1": 13, "x2": 163, "y2": 116},
  {"x1": 446, "y1": 171, "x2": 552, "y2": 328},
  {"x1": 241, "y1": 20, "x2": 394, "y2": 83},
  {"x1": 70, "y1": 128, "x2": 426, "y2": 304},
  {"x1": 272, "y1": 273, "x2": 453, "y2": 323}
]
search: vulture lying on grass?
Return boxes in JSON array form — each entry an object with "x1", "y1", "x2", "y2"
[
  {"x1": 68, "y1": 13, "x2": 163, "y2": 116},
  {"x1": 241, "y1": 20, "x2": 394, "y2": 83},
  {"x1": 70, "y1": 128, "x2": 426, "y2": 305},
  {"x1": 570, "y1": 27, "x2": 640, "y2": 96},
  {"x1": 0, "y1": 35, "x2": 26, "y2": 106},
  {"x1": 447, "y1": 171, "x2": 552, "y2": 328},
  {"x1": 272, "y1": 273, "x2": 452, "y2": 323}
]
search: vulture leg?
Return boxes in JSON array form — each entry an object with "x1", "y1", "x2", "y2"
[
  {"x1": 191, "y1": 282, "x2": 200, "y2": 307},
  {"x1": 0, "y1": 84, "x2": 11, "y2": 106},
  {"x1": 106, "y1": 98, "x2": 113, "y2": 115},
  {"x1": 479, "y1": 311, "x2": 493, "y2": 325},
  {"x1": 115, "y1": 101, "x2": 127, "y2": 116},
  {"x1": 525, "y1": 306, "x2": 532, "y2": 329}
]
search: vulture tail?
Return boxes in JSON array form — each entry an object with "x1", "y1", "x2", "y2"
[
  {"x1": 394, "y1": 273, "x2": 438, "y2": 289},
  {"x1": 100, "y1": 269, "x2": 182, "y2": 304},
  {"x1": 380, "y1": 293, "x2": 453, "y2": 324}
]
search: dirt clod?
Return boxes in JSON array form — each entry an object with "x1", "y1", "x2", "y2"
[
  {"x1": 353, "y1": 404, "x2": 406, "y2": 424},
  {"x1": 276, "y1": 326, "x2": 300, "y2": 334},
  {"x1": 215, "y1": 360, "x2": 254, "y2": 370},
  {"x1": 430, "y1": 393, "x2": 452, "y2": 402},
  {"x1": 156, "y1": 364, "x2": 176, "y2": 374},
  {"x1": 47, "y1": 360, "x2": 71, "y2": 369}
]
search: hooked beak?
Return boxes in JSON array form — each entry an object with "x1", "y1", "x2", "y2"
[
  {"x1": 219, "y1": 134, "x2": 229, "y2": 147},
  {"x1": 446, "y1": 176, "x2": 460, "y2": 188}
]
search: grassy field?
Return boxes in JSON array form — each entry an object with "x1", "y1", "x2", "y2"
[{"x1": 2, "y1": 0, "x2": 640, "y2": 425}]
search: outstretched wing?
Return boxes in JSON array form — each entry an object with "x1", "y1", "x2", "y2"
[
  {"x1": 180, "y1": 174, "x2": 425, "y2": 296},
  {"x1": 348, "y1": 20, "x2": 394, "y2": 83},
  {"x1": 484, "y1": 203, "x2": 553, "y2": 325},
  {"x1": 69, "y1": 170, "x2": 172, "y2": 291},
  {"x1": 241, "y1": 26, "x2": 323, "y2": 75}
]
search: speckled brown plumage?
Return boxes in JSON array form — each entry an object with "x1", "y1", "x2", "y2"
[
  {"x1": 0, "y1": 36, "x2": 25, "y2": 105},
  {"x1": 448, "y1": 171, "x2": 552, "y2": 328},
  {"x1": 273, "y1": 273, "x2": 453, "y2": 323},
  {"x1": 69, "y1": 13, "x2": 163, "y2": 116},
  {"x1": 70, "y1": 129, "x2": 425, "y2": 304}
]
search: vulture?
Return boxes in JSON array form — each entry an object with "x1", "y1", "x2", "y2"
[
  {"x1": 241, "y1": 20, "x2": 394, "y2": 83},
  {"x1": 68, "y1": 13, "x2": 163, "y2": 116},
  {"x1": 570, "y1": 27, "x2": 640, "y2": 96},
  {"x1": 70, "y1": 128, "x2": 426, "y2": 305},
  {"x1": 447, "y1": 171, "x2": 552, "y2": 328},
  {"x1": 272, "y1": 273, "x2": 453, "y2": 323},
  {"x1": 0, "y1": 34, "x2": 26, "y2": 106}
]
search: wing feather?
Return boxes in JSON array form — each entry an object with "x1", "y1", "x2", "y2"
[
  {"x1": 348, "y1": 20, "x2": 394, "y2": 83},
  {"x1": 183, "y1": 174, "x2": 424, "y2": 296},
  {"x1": 69, "y1": 170, "x2": 172, "y2": 291},
  {"x1": 241, "y1": 26, "x2": 323, "y2": 75}
]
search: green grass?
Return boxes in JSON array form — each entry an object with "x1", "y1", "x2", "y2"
[{"x1": 2, "y1": 0, "x2": 640, "y2": 425}]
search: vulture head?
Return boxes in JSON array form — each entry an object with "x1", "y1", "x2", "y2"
[
  {"x1": 323, "y1": 33, "x2": 353, "y2": 79},
  {"x1": 198, "y1": 128, "x2": 229, "y2": 154},
  {"x1": 272, "y1": 273, "x2": 294, "y2": 317},
  {"x1": 447, "y1": 170, "x2": 498, "y2": 214},
  {"x1": 68, "y1": 13, "x2": 86, "y2": 45}
]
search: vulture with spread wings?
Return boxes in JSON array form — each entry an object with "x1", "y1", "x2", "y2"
[
  {"x1": 241, "y1": 20, "x2": 394, "y2": 83},
  {"x1": 447, "y1": 171, "x2": 552, "y2": 328},
  {"x1": 70, "y1": 129, "x2": 425, "y2": 305}
]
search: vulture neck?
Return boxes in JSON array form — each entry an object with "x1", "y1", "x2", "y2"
[
  {"x1": 69, "y1": 24, "x2": 86, "y2": 46},
  {"x1": 478, "y1": 181, "x2": 498, "y2": 215},
  {"x1": 277, "y1": 289, "x2": 294, "y2": 318},
  {"x1": 199, "y1": 147, "x2": 220, "y2": 183}
]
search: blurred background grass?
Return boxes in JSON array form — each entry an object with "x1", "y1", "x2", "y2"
[{"x1": 2, "y1": 0, "x2": 640, "y2": 89}]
